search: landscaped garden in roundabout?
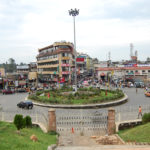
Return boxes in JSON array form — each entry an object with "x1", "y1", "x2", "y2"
[{"x1": 28, "y1": 86, "x2": 125, "y2": 105}]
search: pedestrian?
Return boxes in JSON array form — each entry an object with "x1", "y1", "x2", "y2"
[
  {"x1": 145, "y1": 87, "x2": 148, "y2": 91},
  {"x1": 138, "y1": 106, "x2": 142, "y2": 119},
  {"x1": 136, "y1": 88, "x2": 138, "y2": 93}
]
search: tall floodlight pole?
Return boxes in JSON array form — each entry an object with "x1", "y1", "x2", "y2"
[{"x1": 69, "y1": 8, "x2": 79, "y2": 92}]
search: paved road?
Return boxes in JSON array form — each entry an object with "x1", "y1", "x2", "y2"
[
  {"x1": 0, "y1": 87, "x2": 150, "y2": 115},
  {"x1": 0, "y1": 92, "x2": 49, "y2": 113}
]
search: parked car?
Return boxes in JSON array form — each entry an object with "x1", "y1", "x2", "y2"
[
  {"x1": 17, "y1": 101, "x2": 33, "y2": 109},
  {"x1": 17, "y1": 88, "x2": 27, "y2": 93},
  {"x1": 127, "y1": 82, "x2": 134, "y2": 88},
  {"x1": 2, "y1": 89, "x2": 14, "y2": 95},
  {"x1": 134, "y1": 82, "x2": 145, "y2": 88}
]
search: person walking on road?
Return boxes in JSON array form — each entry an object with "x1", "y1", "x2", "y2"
[
  {"x1": 136, "y1": 88, "x2": 138, "y2": 93},
  {"x1": 138, "y1": 106, "x2": 142, "y2": 119}
]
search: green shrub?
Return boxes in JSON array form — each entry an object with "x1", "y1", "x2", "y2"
[
  {"x1": 49, "y1": 131, "x2": 59, "y2": 136},
  {"x1": 28, "y1": 95, "x2": 38, "y2": 100},
  {"x1": 142, "y1": 113, "x2": 150, "y2": 124},
  {"x1": 68, "y1": 93, "x2": 74, "y2": 100},
  {"x1": 24, "y1": 116, "x2": 32, "y2": 128},
  {"x1": 36, "y1": 91, "x2": 44, "y2": 96},
  {"x1": 74, "y1": 92, "x2": 80, "y2": 97},
  {"x1": 14, "y1": 114, "x2": 24, "y2": 131}
]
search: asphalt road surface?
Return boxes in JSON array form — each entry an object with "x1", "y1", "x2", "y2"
[{"x1": 0, "y1": 87, "x2": 150, "y2": 116}]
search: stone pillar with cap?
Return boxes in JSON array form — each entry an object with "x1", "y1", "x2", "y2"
[
  {"x1": 107, "y1": 107, "x2": 115, "y2": 135},
  {"x1": 48, "y1": 108, "x2": 56, "y2": 132}
]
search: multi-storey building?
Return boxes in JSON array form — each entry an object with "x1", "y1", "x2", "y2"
[
  {"x1": 76, "y1": 53, "x2": 94, "y2": 76},
  {"x1": 96, "y1": 65, "x2": 150, "y2": 83},
  {"x1": 16, "y1": 65, "x2": 29, "y2": 88},
  {"x1": 36, "y1": 41, "x2": 75, "y2": 84},
  {"x1": 28, "y1": 62, "x2": 37, "y2": 87}
]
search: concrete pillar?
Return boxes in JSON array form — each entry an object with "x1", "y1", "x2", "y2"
[
  {"x1": 48, "y1": 108, "x2": 56, "y2": 132},
  {"x1": 107, "y1": 107, "x2": 115, "y2": 135}
]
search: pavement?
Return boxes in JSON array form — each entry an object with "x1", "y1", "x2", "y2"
[
  {"x1": 56, "y1": 145, "x2": 150, "y2": 150},
  {"x1": 57, "y1": 135, "x2": 150, "y2": 150}
]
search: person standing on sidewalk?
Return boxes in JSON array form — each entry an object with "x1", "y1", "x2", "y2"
[{"x1": 138, "y1": 106, "x2": 142, "y2": 119}]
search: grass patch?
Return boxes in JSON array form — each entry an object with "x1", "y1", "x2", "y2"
[
  {"x1": 29, "y1": 88, "x2": 124, "y2": 105},
  {"x1": 0, "y1": 121, "x2": 57, "y2": 150},
  {"x1": 118, "y1": 122, "x2": 150, "y2": 143}
]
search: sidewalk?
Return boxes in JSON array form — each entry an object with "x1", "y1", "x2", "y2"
[{"x1": 56, "y1": 145, "x2": 150, "y2": 150}]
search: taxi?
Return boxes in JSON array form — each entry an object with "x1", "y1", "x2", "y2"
[{"x1": 145, "y1": 91, "x2": 150, "y2": 97}]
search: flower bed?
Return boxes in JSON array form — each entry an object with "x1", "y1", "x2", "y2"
[{"x1": 28, "y1": 87, "x2": 124, "y2": 105}]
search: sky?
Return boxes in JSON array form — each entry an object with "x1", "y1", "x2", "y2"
[{"x1": 0, "y1": 0, "x2": 150, "y2": 64}]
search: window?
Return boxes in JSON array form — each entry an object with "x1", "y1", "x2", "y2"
[
  {"x1": 62, "y1": 53, "x2": 69, "y2": 57},
  {"x1": 142, "y1": 70, "x2": 145, "y2": 72},
  {"x1": 148, "y1": 70, "x2": 150, "y2": 73},
  {"x1": 59, "y1": 45, "x2": 70, "y2": 49}
]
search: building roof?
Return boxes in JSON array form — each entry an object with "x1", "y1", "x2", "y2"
[
  {"x1": 97, "y1": 66, "x2": 150, "y2": 71},
  {"x1": 17, "y1": 65, "x2": 29, "y2": 69},
  {"x1": 38, "y1": 42, "x2": 73, "y2": 52}
]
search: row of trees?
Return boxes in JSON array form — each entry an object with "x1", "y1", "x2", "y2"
[{"x1": 0, "y1": 58, "x2": 26, "y2": 73}]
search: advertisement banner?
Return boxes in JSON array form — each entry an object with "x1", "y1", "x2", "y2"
[{"x1": 76, "y1": 58, "x2": 84, "y2": 62}]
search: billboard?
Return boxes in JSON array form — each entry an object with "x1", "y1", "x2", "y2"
[{"x1": 76, "y1": 58, "x2": 84, "y2": 62}]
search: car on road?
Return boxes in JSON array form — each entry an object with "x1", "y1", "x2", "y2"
[
  {"x1": 2, "y1": 89, "x2": 14, "y2": 95},
  {"x1": 17, "y1": 101, "x2": 33, "y2": 109},
  {"x1": 145, "y1": 91, "x2": 150, "y2": 97}
]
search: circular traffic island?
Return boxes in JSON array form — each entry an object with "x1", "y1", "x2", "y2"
[{"x1": 28, "y1": 87, "x2": 127, "y2": 108}]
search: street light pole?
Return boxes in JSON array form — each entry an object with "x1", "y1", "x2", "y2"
[{"x1": 69, "y1": 8, "x2": 79, "y2": 92}]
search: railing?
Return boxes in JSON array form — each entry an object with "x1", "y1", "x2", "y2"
[
  {"x1": 115, "y1": 104, "x2": 150, "y2": 122},
  {"x1": 0, "y1": 109, "x2": 48, "y2": 131}
]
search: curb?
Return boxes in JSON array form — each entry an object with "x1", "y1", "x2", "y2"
[
  {"x1": 28, "y1": 93, "x2": 128, "y2": 109},
  {"x1": 47, "y1": 144, "x2": 57, "y2": 150},
  {"x1": 115, "y1": 134, "x2": 126, "y2": 145}
]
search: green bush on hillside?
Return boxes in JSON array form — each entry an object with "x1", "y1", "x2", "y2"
[
  {"x1": 142, "y1": 113, "x2": 150, "y2": 124},
  {"x1": 24, "y1": 116, "x2": 32, "y2": 128},
  {"x1": 14, "y1": 114, "x2": 24, "y2": 131}
]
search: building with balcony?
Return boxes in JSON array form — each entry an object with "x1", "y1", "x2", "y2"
[
  {"x1": 16, "y1": 65, "x2": 29, "y2": 88},
  {"x1": 96, "y1": 64, "x2": 150, "y2": 82},
  {"x1": 36, "y1": 41, "x2": 75, "y2": 85},
  {"x1": 76, "y1": 53, "x2": 94, "y2": 77}
]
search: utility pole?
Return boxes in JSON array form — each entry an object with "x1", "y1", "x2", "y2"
[{"x1": 68, "y1": 8, "x2": 79, "y2": 92}]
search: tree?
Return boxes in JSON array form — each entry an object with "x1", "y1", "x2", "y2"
[
  {"x1": 8, "y1": 58, "x2": 15, "y2": 64},
  {"x1": 20, "y1": 62, "x2": 26, "y2": 66},
  {"x1": 7, "y1": 58, "x2": 16, "y2": 72},
  {"x1": 24, "y1": 116, "x2": 32, "y2": 128},
  {"x1": 14, "y1": 114, "x2": 24, "y2": 131},
  {"x1": 0, "y1": 58, "x2": 17, "y2": 73}
]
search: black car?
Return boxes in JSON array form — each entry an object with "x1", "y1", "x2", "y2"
[
  {"x1": 17, "y1": 101, "x2": 33, "y2": 109},
  {"x1": 17, "y1": 88, "x2": 27, "y2": 93}
]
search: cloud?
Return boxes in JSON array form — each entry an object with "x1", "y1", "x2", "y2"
[{"x1": 0, "y1": 0, "x2": 150, "y2": 63}]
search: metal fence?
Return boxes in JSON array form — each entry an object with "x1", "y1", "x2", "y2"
[
  {"x1": 115, "y1": 104, "x2": 150, "y2": 122},
  {"x1": 56, "y1": 111, "x2": 108, "y2": 136},
  {"x1": 0, "y1": 109, "x2": 48, "y2": 130}
]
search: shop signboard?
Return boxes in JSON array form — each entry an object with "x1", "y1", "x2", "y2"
[{"x1": 62, "y1": 71, "x2": 70, "y2": 74}]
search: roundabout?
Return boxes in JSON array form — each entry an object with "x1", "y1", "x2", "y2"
[{"x1": 28, "y1": 87, "x2": 128, "y2": 109}]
